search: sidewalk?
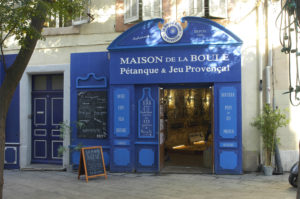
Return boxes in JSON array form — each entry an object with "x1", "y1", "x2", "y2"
[{"x1": 3, "y1": 170, "x2": 296, "y2": 199}]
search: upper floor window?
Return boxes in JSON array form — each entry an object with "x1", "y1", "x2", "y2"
[
  {"x1": 180, "y1": 0, "x2": 227, "y2": 19},
  {"x1": 124, "y1": 0, "x2": 162, "y2": 24},
  {"x1": 208, "y1": 0, "x2": 227, "y2": 19},
  {"x1": 44, "y1": 0, "x2": 91, "y2": 28}
]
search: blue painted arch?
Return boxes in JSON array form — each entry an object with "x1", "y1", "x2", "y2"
[{"x1": 108, "y1": 17, "x2": 242, "y2": 51}]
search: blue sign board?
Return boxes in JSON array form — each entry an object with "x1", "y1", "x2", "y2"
[
  {"x1": 113, "y1": 88, "x2": 130, "y2": 137},
  {"x1": 219, "y1": 87, "x2": 237, "y2": 139},
  {"x1": 108, "y1": 17, "x2": 242, "y2": 85},
  {"x1": 138, "y1": 88, "x2": 155, "y2": 138},
  {"x1": 109, "y1": 46, "x2": 241, "y2": 84}
]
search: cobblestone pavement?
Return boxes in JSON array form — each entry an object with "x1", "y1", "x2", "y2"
[{"x1": 3, "y1": 170, "x2": 296, "y2": 199}]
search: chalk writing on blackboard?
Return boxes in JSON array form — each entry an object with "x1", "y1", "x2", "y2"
[{"x1": 77, "y1": 91, "x2": 107, "y2": 139}]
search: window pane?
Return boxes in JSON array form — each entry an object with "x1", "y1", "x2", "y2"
[
  {"x1": 33, "y1": 75, "x2": 47, "y2": 91},
  {"x1": 52, "y1": 75, "x2": 64, "y2": 90}
]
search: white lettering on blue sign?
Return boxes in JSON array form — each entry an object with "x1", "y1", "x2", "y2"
[
  {"x1": 116, "y1": 128, "x2": 127, "y2": 133},
  {"x1": 223, "y1": 129, "x2": 234, "y2": 134},
  {"x1": 221, "y1": 92, "x2": 235, "y2": 97},
  {"x1": 225, "y1": 105, "x2": 232, "y2": 110},
  {"x1": 120, "y1": 56, "x2": 163, "y2": 65},
  {"x1": 190, "y1": 54, "x2": 229, "y2": 62},
  {"x1": 117, "y1": 105, "x2": 125, "y2": 110},
  {"x1": 118, "y1": 116, "x2": 125, "y2": 122},
  {"x1": 120, "y1": 68, "x2": 159, "y2": 76},
  {"x1": 117, "y1": 94, "x2": 125, "y2": 99},
  {"x1": 185, "y1": 65, "x2": 230, "y2": 74}
]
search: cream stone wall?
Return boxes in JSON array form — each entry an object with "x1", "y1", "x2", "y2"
[{"x1": 227, "y1": 0, "x2": 261, "y2": 171}]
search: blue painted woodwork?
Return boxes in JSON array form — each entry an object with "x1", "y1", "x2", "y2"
[
  {"x1": 134, "y1": 86, "x2": 159, "y2": 172},
  {"x1": 108, "y1": 17, "x2": 242, "y2": 85},
  {"x1": 110, "y1": 85, "x2": 135, "y2": 172},
  {"x1": 113, "y1": 148, "x2": 130, "y2": 166},
  {"x1": 139, "y1": 149, "x2": 154, "y2": 166},
  {"x1": 70, "y1": 52, "x2": 110, "y2": 167},
  {"x1": 108, "y1": 17, "x2": 242, "y2": 174},
  {"x1": 214, "y1": 83, "x2": 242, "y2": 174},
  {"x1": 219, "y1": 142, "x2": 238, "y2": 148},
  {"x1": 1, "y1": 54, "x2": 20, "y2": 169},
  {"x1": 219, "y1": 87, "x2": 237, "y2": 139},
  {"x1": 108, "y1": 17, "x2": 242, "y2": 50},
  {"x1": 76, "y1": 73, "x2": 107, "y2": 88},
  {"x1": 5, "y1": 147, "x2": 17, "y2": 164},
  {"x1": 109, "y1": 45, "x2": 241, "y2": 85},
  {"x1": 220, "y1": 151, "x2": 238, "y2": 170},
  {"x1": 113, "y1": 88, "x2": 130, "y2": 137},
  {"x1": 138, "y1": 88, "x2": 155, "y2": 138},
  {"x1": 31, "y1": 91, "x2": 63, "y2": 164}
]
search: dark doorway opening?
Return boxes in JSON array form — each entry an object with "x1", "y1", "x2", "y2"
[{"x1": 159, "y1": 86, "x2": 213, "y2": 173}]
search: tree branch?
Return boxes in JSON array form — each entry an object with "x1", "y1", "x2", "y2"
[{"x1": 0, "y1": 45, "x2": 7, "y2": 73}]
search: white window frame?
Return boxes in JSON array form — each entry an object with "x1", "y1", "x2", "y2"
[
  {"x1": 124, "y1": 0, "x2": 140, "y2": 24},
  {"x1": 73, "y1": 0, "x2": 91, "y2": 26},
  {"x1": 187, "y1": 0, "x2": 205, "y2": 17},
  {"x1": 142, "y1": 0, "x2": 162, "y2": 21},
  {"x1": 209, "y1": 0, "x2": 228, "y2": 19},
  {"x1": 124, "y1": 0, "x2": 162, "y2": 24}
]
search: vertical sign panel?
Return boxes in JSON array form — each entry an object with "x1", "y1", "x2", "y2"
[
  {"x1": 219, "y1": 87, "x2": 237, "y2": 139},
  {"x1": 138, "y1": 88, "x2": 155, "y2": 138},
  {"x1": 114, "y1": 89, "x2": 130, "y2": 137},
  {"x1": 215, "y1": 85, "x2": 241, "y2": 174}
]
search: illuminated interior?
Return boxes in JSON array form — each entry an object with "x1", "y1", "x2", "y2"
[{"x1": 160, "y1": 87, "x2": 213, "y2": 172}]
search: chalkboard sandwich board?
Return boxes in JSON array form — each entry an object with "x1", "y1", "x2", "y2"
[{"x1": 78, "y1": 146, "x2": 107, "y2": 182}]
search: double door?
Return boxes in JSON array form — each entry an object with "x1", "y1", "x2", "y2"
[{"x1": 32, "y1": 92, "x2": 63, "y2": 164}]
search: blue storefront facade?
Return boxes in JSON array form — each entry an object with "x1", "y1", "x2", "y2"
[{"x1": 4, "y1": 17, "x2": 242, "y2": 174}]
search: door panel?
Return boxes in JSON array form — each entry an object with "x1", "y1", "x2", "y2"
[
  {"x1": 135, "y1": 86, "x2": 159, "y2": 172},
  {"x1": 214, "y1": 83, "x2": 242, "y2": 174},
  {"x1": 110, "y1": 86, "x2": 134, "y2": 172}
]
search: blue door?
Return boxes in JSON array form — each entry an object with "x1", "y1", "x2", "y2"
[
  {"x1": 135, "y1": 86, "x2": 159, "y2": 172},
  {"x1": 110, "y1": 86, "x2": 134, "y2": 172},
  {"x1": 110, "y1": 85, "x2": 159, "y2": 172},
  {"x1": 214, "y1": 83, "x2": 242, "y2": 174},
  {"x1": 31, "y1": 75, "x2": 63, "y2": 164}
]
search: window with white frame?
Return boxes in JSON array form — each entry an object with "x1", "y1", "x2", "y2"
[
  {"x1": 208, "y1": 0, "x2": 227, "y2": 18},
  {"x1": 178, "y1": 0, "x2": 228, "y2": 19},
  {"x1": 44, "y1": 0, "x2": 91, "y2": 28},
  {"x1": 124, "y1": 0, "x2": 162, "y2": 24},
  {"x1": 187, "y1": 0, "x2": 205, "y2": 17}
]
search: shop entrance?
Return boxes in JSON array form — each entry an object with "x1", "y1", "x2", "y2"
[{"x1": 159, "y1": 86, "x2": 213, "y2": 173}]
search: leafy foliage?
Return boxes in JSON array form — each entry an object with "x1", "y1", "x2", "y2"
[
  {"x1": 0, "y1": 0, "x2": 84, "y2": 48},
  {"x1": 251, "y1": 104, "x2": 289, "y2": 166},
  {"x1": 58, "y1": 121, "x2": 85, "y2": 156}
]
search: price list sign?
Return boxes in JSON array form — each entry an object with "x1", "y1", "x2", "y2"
[
  {"x1": 219, "y1": 87, "x2": 237, "y2": 139},
  {"x1": 113, "y1": 88, "x2": 130, "y2": 137}
]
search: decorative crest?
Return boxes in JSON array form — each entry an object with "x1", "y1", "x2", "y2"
[{"x1": 158, "y1": 20, "x2": 188, "y2": 43}]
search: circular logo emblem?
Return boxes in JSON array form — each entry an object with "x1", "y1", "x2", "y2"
[{"x1": 161, "y1": 21, "x2": 183, "y2": 43}]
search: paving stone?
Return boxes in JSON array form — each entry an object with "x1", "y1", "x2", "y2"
[{"x1": 3, "y1": 170, "x2": 296, "y2": 199}]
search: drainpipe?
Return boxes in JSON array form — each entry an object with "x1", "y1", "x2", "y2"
[
  {"x1": 257, "y1": 0, "x2": 264, "y2": 167},
  {"x1": 265, "y1": 0, "x2": 283, "y2": 174}
]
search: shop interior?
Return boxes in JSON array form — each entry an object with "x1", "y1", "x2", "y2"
[{"x1": 159, "y1": 87, "x2": 213, "y2": 173}]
